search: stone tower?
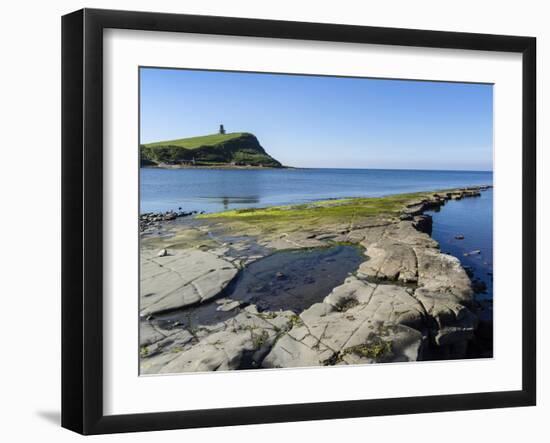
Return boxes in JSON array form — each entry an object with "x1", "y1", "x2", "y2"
[{"x1": 219, "y1": 124, "x2": 226, "y2": 135}]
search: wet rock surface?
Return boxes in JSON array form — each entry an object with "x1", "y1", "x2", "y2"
[
  {"x1": 139, "y1": 186, "x2": 492, "y2": 373},
  {"x1": 222, "y1": 245, "x2": 364, "y2": 313},
  {"x1": 140, "y1": 210, "x2": 201, "y2": 233}
]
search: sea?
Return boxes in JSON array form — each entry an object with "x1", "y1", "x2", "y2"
[
  {"x1": 140, "y1": 168, "x2": 492, "y2": 214},
  {"x1": 140, "y1": 167, "x2": 493, "y2": 301}
]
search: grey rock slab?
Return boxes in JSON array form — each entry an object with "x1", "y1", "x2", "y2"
[
  {"x1": 140, "y1": 349, "x2": 186, "y2": 374},
  {"x1": 140, "y1": 321, "x2": 167, "y2": 347},
  {"x1": 153, "y1": 310, "x2": 294, "y2": 373},
  {"x1": 267, "y1": 289, "x2": 426, "y2": 368},
  {"x1": 415, "y1": 247, "x2": 473, "y2": 303},
  {"x1": 261, "y1": 231, "x2": 327, "y2": 250},
  {"x1": 141, "y1": 307, "x2": 296, "y2": 374},
  {"x1": 363, "y1": 284, "x2": 426, "y2": 330},
  {"x1": 140, "y1": 329, "x2": 195, "y2": 374},
  {"x1": 217, "y1": 300, "x2": 241, "y2": 312},
  {"x1": 341, "y1": 323, "x2": 424, "y2": 365},
  {"x1": 324, "y1": 276, "x2": 376, "y2": 308},
  {"x1": 359, "y1": 240, "x2": 418, "y2": 283},
  {"x1": 262, "y1": 333, "x2": 334, "y2": 368},
  {"x1": 158, "y1": 331, "x2": 252, "y2": 373},
  {"x1": 287, "y1": 324, "x2": 309, "y2": 342},
  {"x1": 358, "y1": 225, "x2": 390, "y2": 247},
  {"x1": 140, "y1": 249, "x2": 238, "y2": 316},
  {"x1": 324, "y1": 277, "x2": 426, "y2": 329},
  {"x1": 298, "y1": 307, "x2": 363, "y2": 355},
  {"x1": 265, "y1": 275, "x2": 431, "y2": 367},
  {"x1": 300, "y1": 278, "x2": 427, "y2": 353},
  {"x1": 385, "y1": 221, "x2": 438, "y2": 248},
  {"x1": 414, "y1": 288, "x2": 478, "y2": 346},
  {"x1": 141, "y1": 268, "x2": 201, "y2": 312}
]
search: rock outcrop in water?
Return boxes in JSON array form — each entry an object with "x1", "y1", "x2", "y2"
[
  {"x1": 139, "y1": 186, "x2": 491, "y2": 373},
  {"x1": 264, "y1": 221, "x2": 476, "y2": 367}
]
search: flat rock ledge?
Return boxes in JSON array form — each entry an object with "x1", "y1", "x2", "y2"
[
  {"x1": 140, "y1": 306, "x2": 296, "y2": 373},
  {"x1": 264, "y1": 221, "x2": 476, "y2": 368},
  {"x1": 140, "y1": 249, "x2": 239, "y2": 316},
  {"x1": 140, "y1": 186, "x2": 488, "y2": 373}
]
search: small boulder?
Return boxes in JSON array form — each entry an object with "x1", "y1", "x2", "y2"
[
  {"x1": 216, "y1": 299, "x2": 242, "y2": 312},
  {"x1": 157, "y1": 248, "x2": 168, "y2": 257}
]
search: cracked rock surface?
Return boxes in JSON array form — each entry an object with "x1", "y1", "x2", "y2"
[
  {"x1": 139, "y1": 186, "x2": 489, "y2": 373},
  {"x1": 140, "y1": 249, "x2": 239, "y2": 316}
]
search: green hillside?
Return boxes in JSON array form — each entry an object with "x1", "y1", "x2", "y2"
[
  {"x1": 144, "y1": 132, "x2": 247, "y2": 150},
  {"x1": 140, "y1": 132, "x2": 282, "y2": 168}
]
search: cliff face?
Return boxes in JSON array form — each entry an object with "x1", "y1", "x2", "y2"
[{"x1": 140, "y1": 132, "x2": 282, "y2": 167}]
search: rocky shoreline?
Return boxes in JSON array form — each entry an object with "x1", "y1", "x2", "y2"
[
  {"x1": 140, "y1": 210, "x2": 206, "y2": 233},
  {"x1": 141, "y1": 164, "x2": 288, "y2": 170},
  {"x1": 139, "y1": 185, "x2": 492, "y2": 374}
]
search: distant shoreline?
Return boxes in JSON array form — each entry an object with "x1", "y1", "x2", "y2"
[
  {"x1": 140, "y1": 164, "x2": 492, "y2": 173},
  {"x1": 141, "y1": 164, "x2": 293, "y2": 170}
]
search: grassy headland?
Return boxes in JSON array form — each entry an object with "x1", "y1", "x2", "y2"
[
  {"x1": 144, "y1": 132, "x2": 248, "y2": 149},
  {"x1": 140, "y1": 132, "x2": 282, "y2": 168}
]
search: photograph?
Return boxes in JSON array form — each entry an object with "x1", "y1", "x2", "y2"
[{"x1": 138, "y1": 67, "x2": 494, "y2": 375}]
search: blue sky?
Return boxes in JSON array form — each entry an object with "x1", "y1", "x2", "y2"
[{"x1": 140, "y1": 68, "x2": 493, "y2": 171}]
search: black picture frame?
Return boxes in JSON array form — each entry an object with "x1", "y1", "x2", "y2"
[{"x1": 61, "y1": 8, "x2": 537, "y2": 435}]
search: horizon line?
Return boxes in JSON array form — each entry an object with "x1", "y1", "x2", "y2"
[{"x1": 282, "y1": 166, "x2": 493, "y2": 173}]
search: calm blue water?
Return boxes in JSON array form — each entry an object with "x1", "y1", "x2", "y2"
[
  {"x1": 426, "y1": 188, "x2": 493, "y2": 301},
  {"x1": 140, "y1": 168, "x2": 492, "y2": 213}
]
